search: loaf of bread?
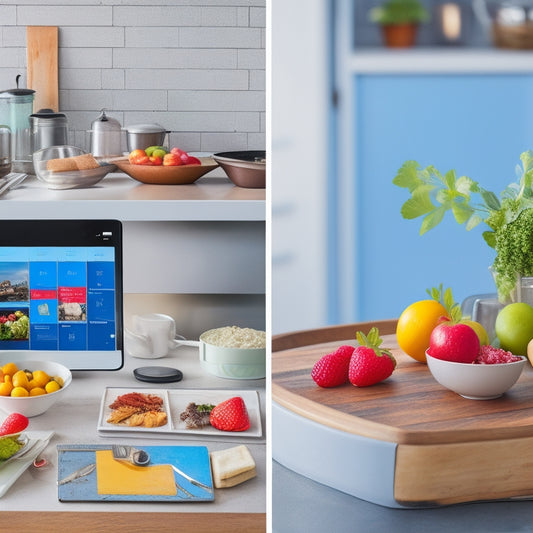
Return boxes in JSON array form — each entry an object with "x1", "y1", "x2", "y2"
[
  {"x1": 210, "y1": 444, "x2": 257, "y2": 488},
  {"x1": 46, "y1": 153, "x2": 100, "y2": 172}
]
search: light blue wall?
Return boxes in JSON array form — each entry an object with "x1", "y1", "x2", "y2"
[{"x1": 350, "y1": 73, "x2": 533, "y2": 321}]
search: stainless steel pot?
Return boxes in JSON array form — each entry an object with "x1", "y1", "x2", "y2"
[{"x1": 124, "y1": 123, "x2": 169, "y2": 152}]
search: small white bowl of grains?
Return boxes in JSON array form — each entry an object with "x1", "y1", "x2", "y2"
[{"x1": 177, "y1": 326, "x2": 266, "y2": 380}]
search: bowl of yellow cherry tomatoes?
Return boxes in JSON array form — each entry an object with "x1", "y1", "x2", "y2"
[
  {"x1": 114, "y1": 145, "x2": 218, "y2": 185},
  {"x1": 0, "y1": 360, "x2": 72, "y2": 417}
]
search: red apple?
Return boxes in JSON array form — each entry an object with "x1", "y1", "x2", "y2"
[{"x1": 428, "y1": 322, "x2": 480, "y2": 363}]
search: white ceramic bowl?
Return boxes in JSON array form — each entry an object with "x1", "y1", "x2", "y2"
[
  {"x1": 425, "y1": 351, "x2": 526, "y2": 400},
  {"x1": 0, "y1": 360, "x2": 72, "y2": 417}
]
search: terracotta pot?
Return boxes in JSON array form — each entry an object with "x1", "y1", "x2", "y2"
[{"x1": 381, "y1": 24, "x2": 418, "y2": 48}]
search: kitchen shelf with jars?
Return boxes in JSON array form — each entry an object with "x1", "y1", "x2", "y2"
[{"x1": 350, "y1": 0, "x2": 533, "y2": 71}]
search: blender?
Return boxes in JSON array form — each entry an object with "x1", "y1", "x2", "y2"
[{"x1": 0, "y1": 75, "x2": 35, "y2": 173}]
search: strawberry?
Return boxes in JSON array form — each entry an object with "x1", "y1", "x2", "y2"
[
  {"x1": 311, "y1": 345, "x2": 354, "y2": 387},
  {"x1": 209, "y1": 396, "x2": 250, "y2": 432},
  {"x1": 349, "y1": 327, "x2": 396, "y2": 387},
  {"x1": 0, "y1": 412, "x2": 29, "y2": 436}
]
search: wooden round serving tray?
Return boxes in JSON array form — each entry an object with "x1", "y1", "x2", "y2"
[{"x1": 272, "y1": 319, "x2": 533, "y2": 507}]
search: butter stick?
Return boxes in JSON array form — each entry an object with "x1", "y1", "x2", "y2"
[
  {"x1": 46, "y1": 153, "x2": 100, "y2": 172},
  {"x1": 210, "y1": 444, "x2": 257, "y2": 488}
]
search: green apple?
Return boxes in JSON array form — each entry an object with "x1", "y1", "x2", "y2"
[{"x1": 495, "y1": 302, "x2": 533, "y2": 355}]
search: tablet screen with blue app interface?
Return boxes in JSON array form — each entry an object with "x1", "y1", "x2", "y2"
[{"x1": 0, "y1": 220, "x2": 123, "y2": 370}]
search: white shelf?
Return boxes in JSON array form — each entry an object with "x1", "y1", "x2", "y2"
[
  {"x1": 0, "y1": 173, "x2": 265, "y2": 222},
  {"x1": 349, "y1": 47, "x2": 533, "y2": 74}
]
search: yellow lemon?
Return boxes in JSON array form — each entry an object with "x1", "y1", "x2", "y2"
[
  {"x1": 45, "y1": 380, "x2": 60, "y2": 394},
  {"x1": 32, "y1": 370, "x2": 50, "y2": 388},
  {"x1": 0, "y1": 377, "x2": 13, "y2": 396},
  {"x1": 11, "y1": 386, "x2": 29, "y2": 397},
  {"x1": 12, "y1": 370, "x2": 29, "y2": 390},
  {"x1": 2, "y1": 362, "x2": 18, "y2": 377},
  {"x1": 29, "y1": 387, "x2": 46, "y2": 396}
]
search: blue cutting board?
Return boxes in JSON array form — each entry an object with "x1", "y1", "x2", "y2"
[{"x1": 57, "y1": 444, "x2": 214, "y2": 502}]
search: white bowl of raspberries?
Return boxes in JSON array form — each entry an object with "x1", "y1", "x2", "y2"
[{"x1": 426, "y1": 345, "x2": 527, "y2": 400}]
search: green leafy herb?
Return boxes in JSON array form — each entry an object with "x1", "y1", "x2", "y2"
[
  {"x1": 394, "y1": 151, "x2": 533, "y2": 302},
  {"x1": 427, "y1": 284, "x2": 462, "y2": 323}
]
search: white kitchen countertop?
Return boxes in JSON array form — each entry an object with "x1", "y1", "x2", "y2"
[
  {"x1": 0, "y1": 345, "x2": 266, "y2": 514},
  {"x1": 0, "y1": 172, "x2": 266, "y2": 222}
]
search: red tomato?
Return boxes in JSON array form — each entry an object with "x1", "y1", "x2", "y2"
[{"x1": 183, "y1": 155, "x2": 201, "y2": 165}]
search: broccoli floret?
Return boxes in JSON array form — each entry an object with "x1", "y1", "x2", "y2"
[{"x1": 492, "y1": 208, "x2": 533, "y2": 302}]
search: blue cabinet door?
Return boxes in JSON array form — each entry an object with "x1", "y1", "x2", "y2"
[{"x1": 351, "y1": 74, "x2": 533, "y2": 321}]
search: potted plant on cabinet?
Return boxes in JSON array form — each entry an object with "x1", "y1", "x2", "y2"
[{"x1": 369, "y1": 0, "x2": 429, "y2": 48}]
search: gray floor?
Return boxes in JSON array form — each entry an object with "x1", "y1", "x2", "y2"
[{"x1": 273, "y1": 461, "x2": 533, "y2": 533}]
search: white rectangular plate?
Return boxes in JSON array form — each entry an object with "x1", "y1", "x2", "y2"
[
  {"x1": 0, "y1": 430, "x2": 54, "y2": 498},
  {"x1": 97, "y1": 387, "x2": 262, "y2": 438}
]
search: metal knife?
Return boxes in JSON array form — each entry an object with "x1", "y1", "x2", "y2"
[
  {"x1": 57, "y1": 462, "x2": 96, "y2": 485},
  {"x1": 170, "y1": 464, "x2": 212, "y2": 493}
]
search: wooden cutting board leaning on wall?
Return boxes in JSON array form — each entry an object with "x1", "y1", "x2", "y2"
[{"x1": 26, "y1": 26, "x2": 58, "y2": 112}]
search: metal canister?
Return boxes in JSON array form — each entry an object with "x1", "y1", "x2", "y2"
[
  {"x1": 30, "y1": 108, "x2": 68, "y2": 152},
  {"x1": 88, "y1": 109, "x2": 123, "y2": 157}
]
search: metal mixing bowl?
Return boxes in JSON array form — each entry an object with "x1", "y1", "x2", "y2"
[{"x1": 212, "y1": 150, "x2": 266, "y2": 188}]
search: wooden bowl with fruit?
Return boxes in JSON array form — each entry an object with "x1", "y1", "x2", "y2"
[
  {"x1": 115, "y1": 146, "x2": 218, "y2": 185},
  {"x1": 0, "y1": 360, "x2": 72, "y2": 417}
]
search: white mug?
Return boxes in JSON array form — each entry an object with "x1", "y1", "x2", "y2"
[{"x1": 125, "y1": 313, "x2": 182, "y2": 359}]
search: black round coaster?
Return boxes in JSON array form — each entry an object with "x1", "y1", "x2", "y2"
[{"x1": 133, "y1": 366, "x2": 183, "y2": 383}]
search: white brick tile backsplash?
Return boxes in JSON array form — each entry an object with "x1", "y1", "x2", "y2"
[
  {"x1": 17, "y1": 6, "x2": 113, "y2": 26},
  {"x1": 249, "y1": 69, "x2": 265, "y2": 91},
  {"x1": 250, "y1": 7, "x2": 266, "y2": 27},
  {"x1": 59, "y1": 69, "x2": 102, "y2": 90},
  {"x1": 125, "y1": 28, "x2": 180, "y2": 48},
  {"x1": 60, "y1": 27, "x2": 124, "y2": 48},
  {"x1": 0, "y1": 1, "x2": 264, "y2": 153},
  {"x1": 168, "y1": 90, "x2": 264, "y2": 112},
  {"x1": 102, "y1": 68, "x2": 125, "y2": 90},
  {"x1": 201, "y1": 132, "x2": 251, "y2": 152},
  {"x1": 0, "y1": 7, "x2": 16, "y2": 26},
  {"x1": 200, "y1": 7, "x2": 239, "y2": 26},
  {"x1": 180, "y1": 27, "x2": 262, "y2": 48},
  {"x1": 238, "y1": 49, "x2": 266, "y2": 70},
  {"x1": 60, "y1": 48, "x2": 113, "y2": 69},
  {"x1": 2, "y1": 26, "x2": 25, "y2": 47},
  {"x1": 114, "y1": 47, "x2": 237, "y2": 69},
  {"x1": 113, "y1": 6, "x2": 201, "y2": 27},
  {"x1": 126, "y1": 69, "x2": 249, "y2": 90}
]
